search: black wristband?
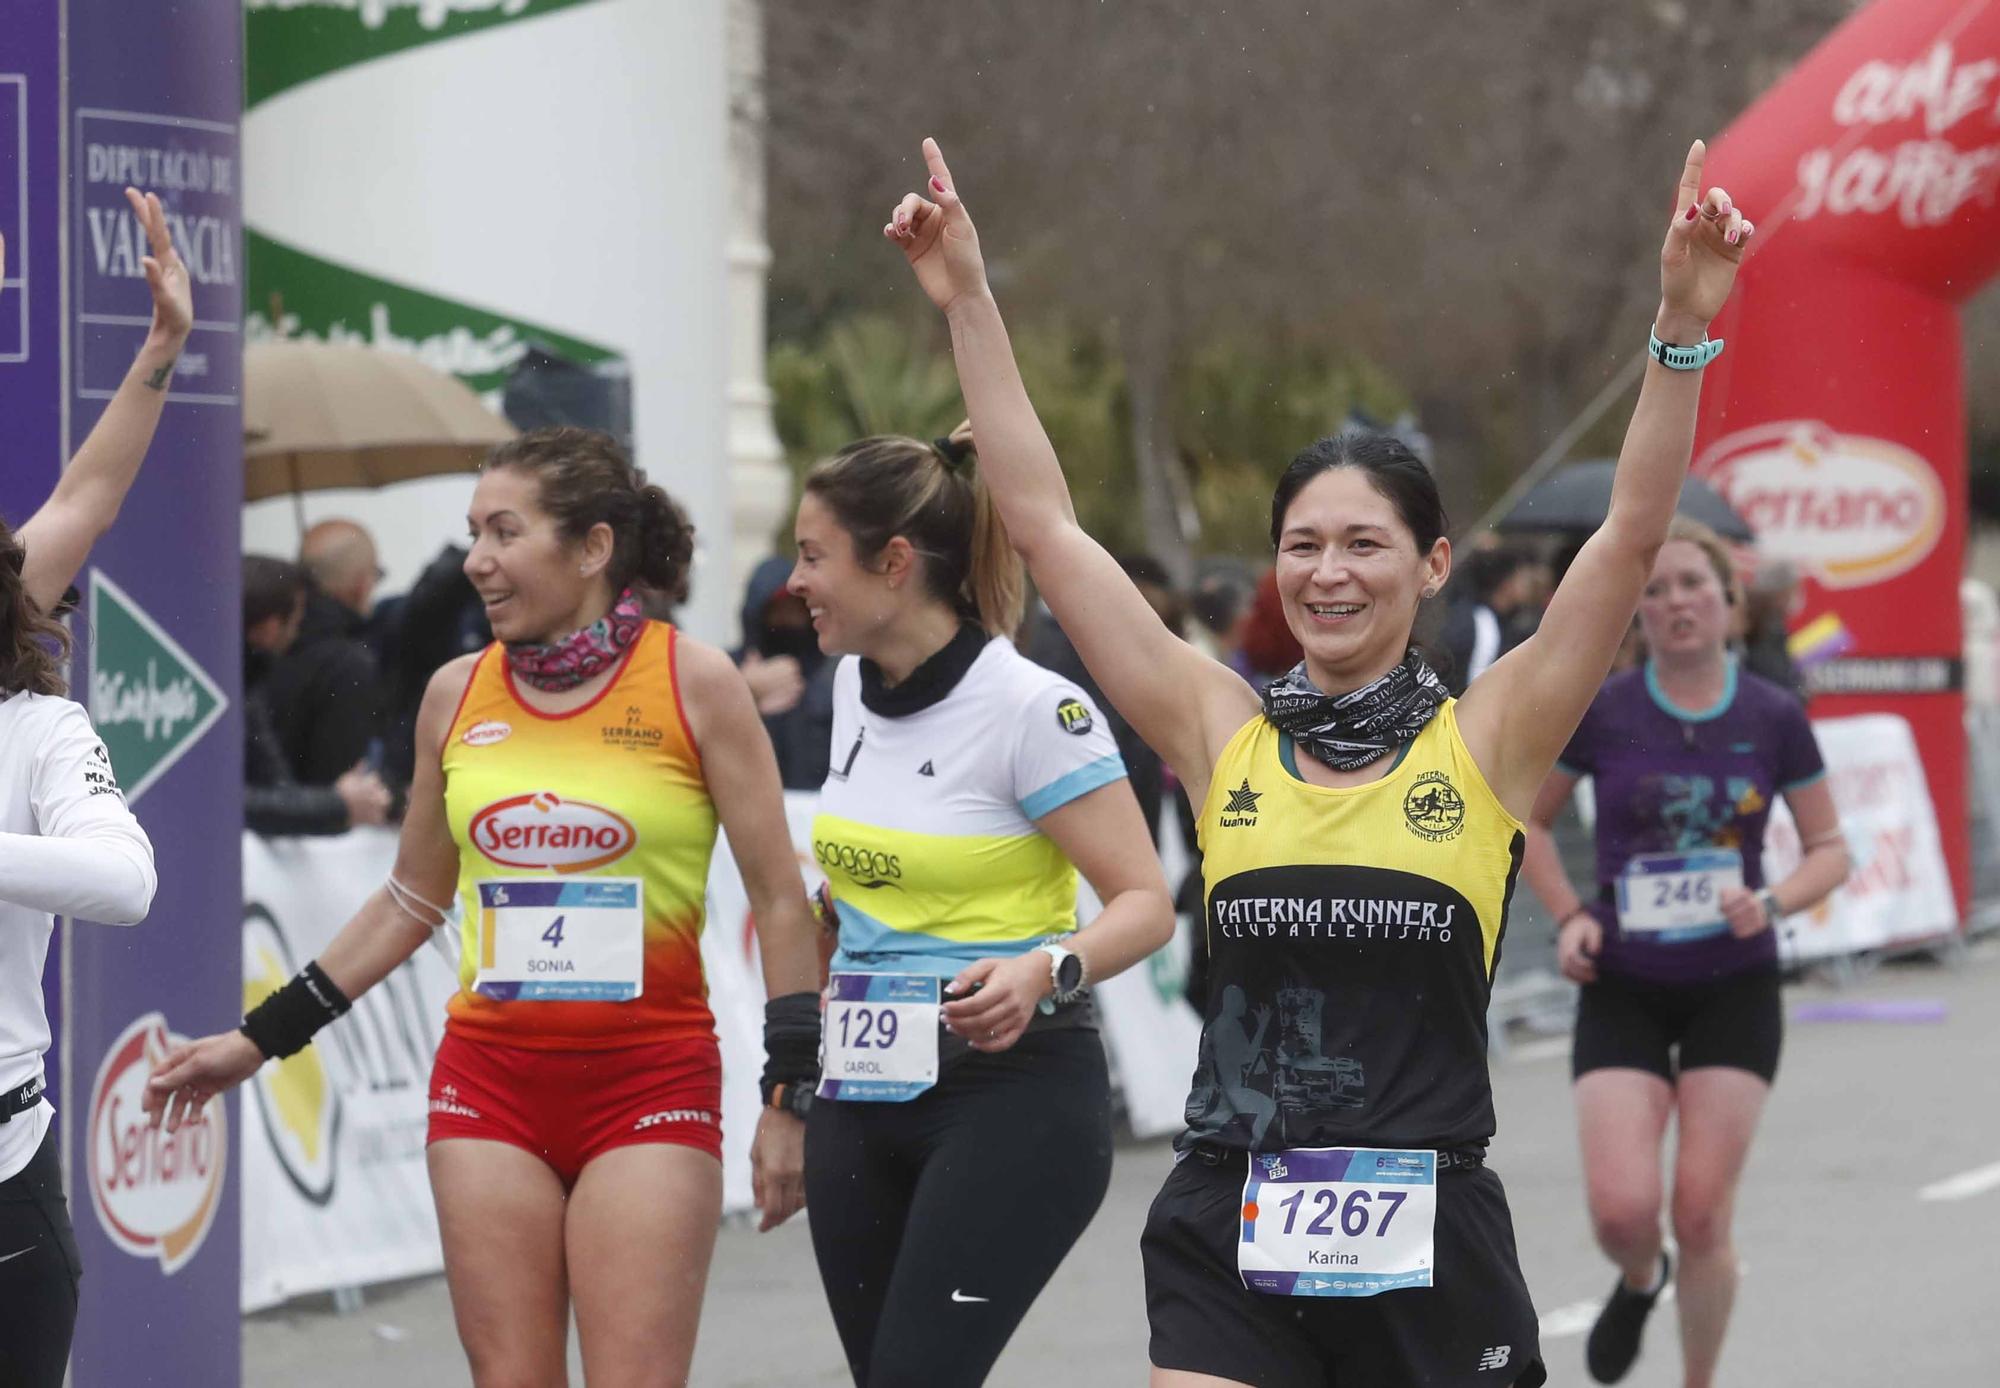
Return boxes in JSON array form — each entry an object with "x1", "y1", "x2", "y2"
[
  {"x1": 240, "y1": 961, "x2": 352, "y2": 1060},
  {"x1": 759, "y1": 991, "x2": 821, "y2": 1107}
]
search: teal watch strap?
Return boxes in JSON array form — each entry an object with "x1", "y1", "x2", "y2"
[{"x1": 1649, "y1": 328, "x2": 1725, "y2": 371}]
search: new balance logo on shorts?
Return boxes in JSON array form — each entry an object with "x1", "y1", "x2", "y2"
[
  {"x1": 1477, "y1": 1345, "x2": 1512, "y2": 1371},
  {"x1": 633, "y1": 1108, "x2": 716, "y2": 1132}
]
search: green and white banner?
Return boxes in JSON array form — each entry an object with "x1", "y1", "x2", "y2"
[
  {"x1": 247, "y1": 229, "x2": 621, "y2": 401},
  {"x1": 245, "y1": 0, "x2": 601, "y2": 107},
  {"x1": 244, "y1": 0, "x2": 733, "y2": 635}
]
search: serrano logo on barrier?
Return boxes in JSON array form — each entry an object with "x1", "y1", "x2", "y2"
[
  {"x1": 471, "y1": 792, "x2": 635, "y2": 872},
  {"x1": 244, "y1": 906, "x2": 341, "y2": 1206},
  {"x1": 87, "y1": 1012, "x2": 227, "y2": 1275},
  {"x1": 1696, "y1": 422, "x2": 1945, "y2": 589}
]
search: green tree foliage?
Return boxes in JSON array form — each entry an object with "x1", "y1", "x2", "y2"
[
  {"x1": 769, "y1": 314, "x2": 1142, "y2": 552},
  {"x1": 771, "y1": 315, "x2": 1425, "y2": 563}
]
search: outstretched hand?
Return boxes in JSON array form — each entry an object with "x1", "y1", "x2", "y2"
[
  {"x1": 143, "y1": 1029, "x2": 265, "y2": 1132},
  {"x1": 124, "y1": 186, "x2": 192, "y2": 347},
  {"x1": 884, "y1": 137, "x2": 990, "y2": 314},
  {"x1": 1659, "y1": 140, "x2": 1754, "y2": 331}
]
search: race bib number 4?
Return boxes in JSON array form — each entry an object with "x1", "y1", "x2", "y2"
[
  {"x1": 1617, "y1": 849, "x2": 1743, "y2": 942},
  {"x1": 474, "y1": 878, "x2": 643, "y2": 1002},
  {"x1": 816, "y1": 973, "x2": 940, "y2": 1103},
  {"x1": 1238, "y1": 1147, "x2": 1437, "y2": 1297}
]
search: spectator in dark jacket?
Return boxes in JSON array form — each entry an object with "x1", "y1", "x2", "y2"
[
  {"x1": 262, "y1": 519, "x2": 390, "y2": 785},
  {"x1": 1024, "y1": 553, "x2": 1180, "y2": 843},
  {"x1": 243, "y1": 556, "x2": 391, "y2": 836},
  {"x1": 371, "y1": 541, "x2": 492, "y2": 786},
  {"x1": 737, "y1": 555, "x2": 836, "y2": 791},
  {"x1": 1437, "y1": 544, "x2": 1537, "y2": 696}
]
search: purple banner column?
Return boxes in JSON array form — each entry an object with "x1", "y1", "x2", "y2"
[{"x1": 0, "y1": 1, "x2": 245, "y2": 1383}]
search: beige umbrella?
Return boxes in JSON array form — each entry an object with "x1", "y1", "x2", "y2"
[{"x1": 243, "y1": 339, "x2": 517, "y2": 506}]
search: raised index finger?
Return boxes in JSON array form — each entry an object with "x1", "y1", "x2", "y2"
[
  {"x1": 921, "y1": 136, "x2": 956, "y2": 195},
  {"x1": 1677, "y1": 138, "x2": 1707, "y2": 214}
]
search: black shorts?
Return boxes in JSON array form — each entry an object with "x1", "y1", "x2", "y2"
[
  {"x1": 1142, "y1": 1150, "x2": 1546, "y2": 1387},
  {"x1": 1572, "y1": 966, "x2": 1783, "y2": 1084},
  {"x1": 0, "y1": 1124, "x2": 83, "y2": 1388}
]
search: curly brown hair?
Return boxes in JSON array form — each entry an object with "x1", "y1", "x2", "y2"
[
  {"x1": 0, "y1": 516, "x2": 72, "y2": 697},
  {"x1": 482, "y1": 427, "x2": 696, "y2": 605}
]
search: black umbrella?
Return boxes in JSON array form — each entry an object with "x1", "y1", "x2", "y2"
[{"x1": 1495, "y1": 459, "x2": 1754, "y2": 542}]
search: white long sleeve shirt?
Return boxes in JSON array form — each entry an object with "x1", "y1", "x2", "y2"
[{"x1": 0, "y1": 690, "x2": 156, "y2": 1181}]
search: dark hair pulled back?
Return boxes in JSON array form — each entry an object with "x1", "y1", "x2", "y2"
[
  {"x1": 1269, "y1": 431, "x2": 1447, "y2": 553},
  {"x1": 0, "y1": 518, "x2": 73, "y2": 697},
  {"x1": 484, "y1": 426, "x2": 695, "y2": 604},
  {"x1": 803, "y1": 422, "x2": 1025, "y2": 639}
]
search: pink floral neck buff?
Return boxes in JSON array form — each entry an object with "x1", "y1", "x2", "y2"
[{"x1": 505, "y1": 588, "x2": 646, "y2": 692}]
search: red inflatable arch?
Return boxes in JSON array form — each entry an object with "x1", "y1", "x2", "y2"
[{"x1": 1693, "y1": 0, "x2": 2000, "y2": 915}]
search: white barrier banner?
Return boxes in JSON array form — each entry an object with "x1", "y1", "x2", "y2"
[
  {"x1": 240, "y1": 828, "x2": 458, "y2": 1313},
  {"x1": 1765, "y1": 713, "x2": 1958, "y2": 961},
  {"x1": 239, "y1": 795, "x2": 1208, "y2": 1307}
]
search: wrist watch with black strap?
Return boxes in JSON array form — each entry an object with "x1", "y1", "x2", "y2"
[{"x1": 763, "y1": 1078, "x2": 814, "y2": 1120}]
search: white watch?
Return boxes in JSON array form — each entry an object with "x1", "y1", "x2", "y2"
[{"x1": 1036, "y1": 942, "x2": 1089, "y2": 1004}]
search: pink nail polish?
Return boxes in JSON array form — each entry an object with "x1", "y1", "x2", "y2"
[
  {"x1": 931, "y1": 176, "x2": 946, "y2": 193},
  {"x1": 1685, "y1": 204, "x2": 1699, "y2": 221},
  {"x1": 1727, "y1": 229, "x2": 1739, "y2": 244}
]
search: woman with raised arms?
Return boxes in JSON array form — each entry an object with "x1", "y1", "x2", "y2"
[{"x1": 881, "y1": 136, "x2": 1753, "y2": 1388}]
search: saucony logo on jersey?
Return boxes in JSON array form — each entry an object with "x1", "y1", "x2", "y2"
[{"x1": 918, "y1": 760, "x2": 935, "y2": 777}]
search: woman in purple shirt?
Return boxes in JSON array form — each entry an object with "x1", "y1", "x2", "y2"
[{"x1": 1522, "y1": 517, "x2": 1850, "y2": 1388}]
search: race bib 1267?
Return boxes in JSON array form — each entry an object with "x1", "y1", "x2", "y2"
[{"x1": 1238, "y1": 1147, "x2": 1437, "y2": 1297}]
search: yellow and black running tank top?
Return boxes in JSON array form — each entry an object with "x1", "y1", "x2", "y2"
[
  {"x1": 440, "y1": 622, "x2": 718, "y2": 1049},
  {"x1": 1185, "y1": 702, "x2": 1524, "y2": 1152}
]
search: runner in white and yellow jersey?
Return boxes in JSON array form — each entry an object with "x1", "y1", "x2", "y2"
[{"x1": 786, "y1": 425, "x2": 1175, "y2": 1387}]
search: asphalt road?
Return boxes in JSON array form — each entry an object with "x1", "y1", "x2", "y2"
[{"x1": 244, "y1": 939, "x2": 2000, "y2": 1386}]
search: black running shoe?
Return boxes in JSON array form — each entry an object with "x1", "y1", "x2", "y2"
[{"x1": 1585, "y1": 1251, "x2": 1671, "y2": 1384}]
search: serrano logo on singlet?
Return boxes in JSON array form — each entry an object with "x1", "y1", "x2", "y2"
[
  {"x1": 461, "y1": 720, "x2": 512, "y2": 747},
  {"x1": 1402, "y1": 771, "x2": 1466, "y2": 842},
  {"x1": 604, "y1": 704, "x2": 665, "y2": 750},
  {"x1": 813, "y1": 838, "x2": 903, "y2": 889},
  {"x1": 471, "y1": 792, "x2": 635, "y2": 872},
  {"x1": 87, "y1": 1012, "x2": 226, "y2": 1275}
]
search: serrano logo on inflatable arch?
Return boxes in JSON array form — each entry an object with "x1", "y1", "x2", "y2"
[
  {"x1": 470, "y1": 792, "x2": 636, "y2": 872},
  {"x1": 1696, "y1": 421, "x2": 1945, "y2": 589},
  {"x1": 88, "y1": 1012, "x2": 227, "y2": 1275}
]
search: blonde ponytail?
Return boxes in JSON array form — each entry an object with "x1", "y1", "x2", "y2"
[{"x1": 964, "y1": 463, "x2": 1025, "y2": 640}]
